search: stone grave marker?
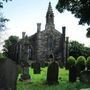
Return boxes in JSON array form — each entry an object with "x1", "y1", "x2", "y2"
[
  {"x1": 46, "y1": 61, "x2": 59, "y2": 85},
  {"x1": 20, "y1": 66, "x2": 30, "y2": 81},
  {"x1": 69, "y1": 65, "x2": 77, "y2": 82},
  {"x1": 0, "y1": 58, "x2": 18, "y2": 90},
  {"x1": 80, "y1": 70, "x2": 90, "y2": 83}
]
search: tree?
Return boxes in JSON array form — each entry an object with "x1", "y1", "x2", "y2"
[
  {"x1": 0, "y1": 13, "x2": 9, "y2": 32},
  {"x1": 3, "y1": 35, "x2": 19, "y2": 57},
  {"x1": 0, "y1": 0, "x2": 12, "y2": 31},
  {"x1": 83, "y1": 46, "x2": 90, "y2": 57},
  {"x1": 0, "y1": 0, "x2": 13, "y2": 51},
  {"x1": 86, "y1": 27, "x2": 90, "y2": 37},
  {"x1": 56, "y1": 0, "x2": 90, "y2": 37},
  {"x1": 0, "y1": 0, "x2": 13, "y2": 45},
  {"x1": 69, "y1": 41, "x2": 90, "y2": 58},
  {"x1": 0, "y1": 0, "x2": 12, "y2": 8},
  {"x1": 69, "y1": 41, "x2": 84, "y2": 58}
]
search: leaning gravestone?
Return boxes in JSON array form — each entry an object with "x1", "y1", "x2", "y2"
[
  {"x1": 46, "y1": 61, "x2": 59, "y2": 85},
  {"x1": 0, "y1": 58, "x2": 18, "y2": 90},
  {"x1": 33, "y1": 62, "x2": 41, "y2": 74}
]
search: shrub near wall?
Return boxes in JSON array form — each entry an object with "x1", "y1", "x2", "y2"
[
  {"x1": 76, "y1": 56, "x2": 86, "y2": 71},
  {"x1": 67, "y1": 56, "x2": 76, "y2": 69},
  {"x1": 67, "y1": 56, "x2": 77, "y2": 82},
  {"x1": 76, "y1": 56, "x2": 86, "y2": 77},
  {"x1": 86, "y1": 56, "x2": 90, "y2": 70}
]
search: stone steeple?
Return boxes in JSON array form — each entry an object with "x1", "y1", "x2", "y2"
[{"x1": 45, "y1": 2, "x2": 55, "y2": 29}]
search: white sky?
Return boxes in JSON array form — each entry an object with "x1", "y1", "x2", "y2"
[{"x1": 0, "y1": 0, "x2": 90, "y2": 51}]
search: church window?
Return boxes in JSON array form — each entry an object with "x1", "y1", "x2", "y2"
[
  {"x1": 28, "y1": 48, "x2": 32, "y2": 59},
  {"x1": 48, "y1": 35, "x2": 53, "y2": 50}
]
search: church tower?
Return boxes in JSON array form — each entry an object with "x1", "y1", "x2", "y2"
[{"x1": 45, "y1": 2, "x2": 55, "y2": 30}]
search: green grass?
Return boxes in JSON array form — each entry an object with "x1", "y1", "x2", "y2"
[{"x1": 17, "y1": 67, "x2": 90, "y2": 90}]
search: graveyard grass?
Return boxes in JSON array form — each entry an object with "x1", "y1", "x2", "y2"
[{"x1": 17, "y1": 68, "x2": 90, "y2": 90}]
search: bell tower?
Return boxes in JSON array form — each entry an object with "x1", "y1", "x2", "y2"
[{"x1": 45, "y1": 2, "x2": 55, "y2": 30}]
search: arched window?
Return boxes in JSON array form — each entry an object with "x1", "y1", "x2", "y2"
[
  {"x1": 48, "y1": 35, "x2": 53, "y2": 50},
  {"x1": 28, "y1": 46, "x2": 32, "y2": 59}
]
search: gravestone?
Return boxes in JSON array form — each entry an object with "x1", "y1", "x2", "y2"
[
  {"x1": 46, "y1": 61, "x2": 59, "y2": 85},
  {"x1": 69, "y1": 65, "x2": 77, "y2": 82},
  {"x1": 20, "y1": 66, "x2": 30, "y2": 81},
  {"x1": 0, "y1": 58, "x2": 18, "y2": 90},
  {"x1": 33, "y1": 62, "x2": 41, "y2": 74},
  {"x1": 19, "y1": 39, "x2": 31, "y2": 81},
  {"x1": 80, "y1": 70, "x2": 90, "y2": 83},
  {"x1": 19, "y1": 61, "x2": 30, "y2": 81}
]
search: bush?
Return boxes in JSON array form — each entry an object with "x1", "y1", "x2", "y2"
[
  {"x1": 67, "y1": 56, "x2": 76, "y2": 69},
  {"x1": 76, "y1": 56, "x2": 86, "y2": 72},
  {"x1": 86, "y1": 56, "x2": 90, "y2": 70},
  {"x1": 0, "y1": 53, "x2": 7, "y2": 61}
]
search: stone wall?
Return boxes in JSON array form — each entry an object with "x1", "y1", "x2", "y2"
[{"x1": 29, "y1": 27, "x2": 65, "y2": 63}]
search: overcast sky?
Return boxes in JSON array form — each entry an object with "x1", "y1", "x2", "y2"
[{"x1": 0, "y1": 0, "x2": 90, "y2": 51}]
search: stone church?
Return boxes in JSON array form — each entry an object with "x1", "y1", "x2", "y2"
[{"x1": 19, "y1": 2, "x2": 69, "y2": 66}]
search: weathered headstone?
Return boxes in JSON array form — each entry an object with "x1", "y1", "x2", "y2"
[
  {"x1": 19, "y1": 38, "x2": 31, "y2": 81},
  {"x1": 20, "y1": 66, "x2": 30, "y2": 81},
  {"x1": 46, "y1": 61, "x2": 59, "y2": 85},
  {"x1": 0, "y1": 58, "x2": 18, "y2": 90},
  {"x1": 69, "y1": 65, "x2": 77, "y2": 82},
  {"x1": 19, "y1": 61, "x2": 30, "y2": 81},
  {"x1": 80, "y1": 70, "x2": 90, "y2": 83},
  {"x1": 33, "y1": 62, "x2": 41, "y2": 74}
]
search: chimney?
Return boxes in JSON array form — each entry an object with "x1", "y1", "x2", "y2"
[
  {"x1": 66, "y1": 37, "x2": 69, "y2": 42},
  {"x1": 37, "y1": 23, "x2": 41, "y2": 33},
  {"x1": 62, "y1": 26, "x2": 66, "y2": 36},
  {"x1": 22, "y1": 32, "x2": 26, "y2": 39}
]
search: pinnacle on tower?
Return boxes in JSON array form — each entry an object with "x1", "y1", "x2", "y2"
[
  {"x1": 46, "y1": 2, "x2": 54, "y2": 17},
  {"x1": 46, "y1": 2, "x2": 54, "y2": 28},
  {"x1": 47, "y1": 2, "x2": 53, "y2": 13}
]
